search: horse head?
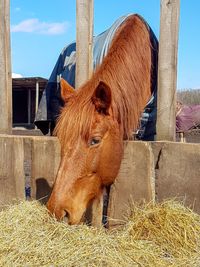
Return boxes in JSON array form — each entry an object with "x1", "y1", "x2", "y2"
[
  {"x1": 47, "y1": 14, "x2": 156, "y2": 224},
  {"x1": 47, "y1": 79, "x2": 123, "y2": 224}
]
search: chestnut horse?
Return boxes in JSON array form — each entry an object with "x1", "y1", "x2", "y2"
[{"x1": 47, "y1": 14, "x2": 158, "y2": 224}]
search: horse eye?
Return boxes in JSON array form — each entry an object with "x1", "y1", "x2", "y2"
[{"x1": 89, "y1": 137, "x2": 101, "y2": 146}]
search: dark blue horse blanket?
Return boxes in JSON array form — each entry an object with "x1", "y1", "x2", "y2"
[{"x1": 35, "y1": 14, "x2": 158, "y2": 140}]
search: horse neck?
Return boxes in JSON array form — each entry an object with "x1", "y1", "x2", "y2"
[{"x1": 91, "y1": 15, "x2": 152, "y2": 139}]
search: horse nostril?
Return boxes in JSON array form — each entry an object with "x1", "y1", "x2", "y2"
[{"x1": 63, "y1": 210, "x2": 70, "y2": 224}]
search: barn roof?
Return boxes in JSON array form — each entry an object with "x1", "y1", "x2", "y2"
[{"x1": 12, "y1": 77, "x2": 48, "y2": 90}]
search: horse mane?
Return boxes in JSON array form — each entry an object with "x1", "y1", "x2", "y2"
[{"x1": 55, "y1": 14, "x2": 153, "y2": 152}]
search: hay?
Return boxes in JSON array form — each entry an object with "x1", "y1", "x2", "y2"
[
  {"x1": 125, "y1": 200, "x2": 200, "y2": 265},
  {"x1": 0, "y1": 200, "x2": 200, "y2": 267}
]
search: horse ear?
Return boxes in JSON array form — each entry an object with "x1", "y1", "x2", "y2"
[
  {"x1": 60, "y1": 78, "x2": 75, "y2": 103},
  {"x1": 92, "y1": 81, "x2": 111, "y2": 114}
]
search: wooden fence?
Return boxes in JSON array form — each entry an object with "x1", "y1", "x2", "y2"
[{"x1": 1, "y1": 135, "x2": 200, "y2": 228}]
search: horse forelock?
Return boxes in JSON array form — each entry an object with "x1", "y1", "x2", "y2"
[
  {"x1": 54, "y1": 88, "x2": 96, "y2": 152},
  {"x1": 55, "y1": 14, "x2": 153, "y2": 148}
]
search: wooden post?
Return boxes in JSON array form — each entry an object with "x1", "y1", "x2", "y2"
[
  {"x1": 28, "y1": 89, "x2": 31, "y2": 125},
  {"x1": 75, "y1": 0, "x2": 93, "y2": 88},
  {"x1": 0, "y1": 0, "x2": 12, "y2": 134},
  {"x1": 156, "y1": 0, "x2": 180, "y2": 141},
  {"x1": 180, "y1": 132, "x2": 186, "y2": 143},
  {"x1": 35, "y1": 81, "x2": 39, "y2": 115}
]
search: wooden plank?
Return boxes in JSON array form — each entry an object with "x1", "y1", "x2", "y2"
[
  {"x1": 107, "y1": 142, "x2": 155, "y2": 228},
  {"x1": 75, "y1": 0, "x2": 93, "y2": 88},
  {"x1": 31, "y1": 137, "x2": 60, "y2": 204},
  {"x1": 152, "y1": 142, "x2": 200, "y2": 213},
  {"x1": 0, "y1": 135, "x2": 25, "y2": 207},
  {"x1": 156, "y1": 0, "x2": 180, "y2": 141},
  {"x1": 0, "y1": 0, "x2": 12, "y2": 134}
]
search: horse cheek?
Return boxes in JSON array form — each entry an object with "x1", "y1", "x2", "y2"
[
  {"x1": 85, "y1": 147, "x2": 99, "y2": 174},
  {"x1": 98, "y1": 138, "x2": 123, "y2": 185}
]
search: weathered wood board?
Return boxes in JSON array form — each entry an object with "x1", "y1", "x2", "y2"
[
  {"x1": 107, "y1": 141, "x2": 155, "y2": 228},
  {"x1": 31, "y1": 136, "x2": 60, "y2": 204},
  {"x1": 0, "y1": 135, "x2": 25, "y2": 206}
]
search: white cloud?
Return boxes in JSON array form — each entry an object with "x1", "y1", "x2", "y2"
[
  {"x1": 15, "y1": 7, "x2": 21, "y2": 12},
  {"x1": 11, "y1": 18, "x2": 69, "y2": 35},
  {"x1": 12, "y1": 73, "x2": 23, "y2": 78}
]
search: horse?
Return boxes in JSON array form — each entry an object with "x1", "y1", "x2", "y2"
[{"x1": 47, "y1": 14, "x2": 158, "y2": 225}]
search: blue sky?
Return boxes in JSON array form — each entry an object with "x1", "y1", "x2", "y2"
[{"x1": 10, "y1": 0, "x2": 200, "y2": 89}]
